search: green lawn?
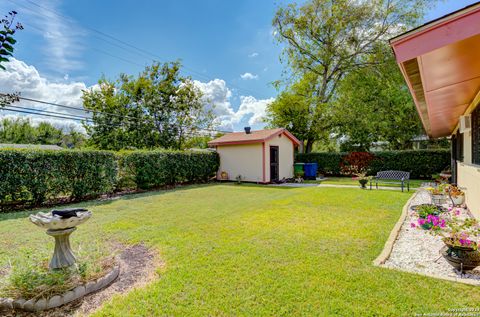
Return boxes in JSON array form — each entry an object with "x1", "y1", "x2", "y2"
[
  {"x1": 0, "y1": 184, "x2": 479, "y2": 316},
  {"x1": 306, "y1": 176, "x2": 425, "y2": 188}
]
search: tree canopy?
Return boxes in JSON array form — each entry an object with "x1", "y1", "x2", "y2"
[
  {"x1": 0, "y1": 118, "x2": 85, "y2": 148},
  {"x1": 268, "y1": 0, "x2": 434, "y2": 152},
  {"x1": 331, "y1": 45, "x2": 423, "y2": 151},
  {"x1": 82, "y1": 61, "x2": 215, "y2": 151}
]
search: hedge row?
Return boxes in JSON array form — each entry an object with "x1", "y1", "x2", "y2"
[
  {"x1": 118, "y1": 150, "x2": 220, "y2": 190},
  {"x1": 0, "y1": 149, "x2": 219, "y2": 209},
  {"x1": 296, "y1": 149, "x2": 450, "y2": 179}
]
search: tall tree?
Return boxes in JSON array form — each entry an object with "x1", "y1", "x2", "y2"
[
  {"x1": 266, "y1": 73, "x2": 330, "y2": 152},
  {"x1": 331, "y1": 46, "x2": 423, "y2": 151},
  {"x1": 82, "y1": 62, "x2": 214, "y2": 151},
  {"x1": 270, "y1": 0, "x2": 432, "y2": 152}
]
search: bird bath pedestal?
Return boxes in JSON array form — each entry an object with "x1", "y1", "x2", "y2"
[{"x1": 30, "y1": 208, "x2": 92, "y2": 270}]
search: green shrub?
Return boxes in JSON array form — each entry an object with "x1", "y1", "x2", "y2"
[
  {"x1": 296, "y1": 149, "x2": 450, "y2": 178},
  {"x1": 119, "y1": 150, "x2": 219, "y2": 190},
  {"x1": 0, "y1": 149, "x2": 117, "y2": 207},
  {"x1": 0, "y1": 148, "x2": 219, "y2": 209}
]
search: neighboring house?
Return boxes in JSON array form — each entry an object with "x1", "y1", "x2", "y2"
[
  {"x1": 208, "y1": 127, "x2": 301, "y2": 183},
  {"x1": 390, "y1": 2, "x2": 480, "y2": 217},
  {"x1": 0, "y1": 144, "x2": 64, "y2": 150}
]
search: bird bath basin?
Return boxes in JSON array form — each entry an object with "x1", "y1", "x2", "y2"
[{"x1": 30, "y1": 208, "x2": 92, "y2": 269}]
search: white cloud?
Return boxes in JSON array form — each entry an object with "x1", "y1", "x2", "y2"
[
  {"x1": 234, "y1": 96, "x2": 274, "y2": 126},
  {"x1": 248, "y1": 52, "x2": 259, "y2": 58},
  {"x1": 240, "y1": 72, "x2": 258, "y2": 80},
  {"x1": 0, "y1": 59, "x2": 274, "y2": 135},
  {"x1": 194, "y1": 79, "x2": 274, "y2": 130},
  {"x1": 0, "y1": 58, "x2": 90, "y2": 132}
]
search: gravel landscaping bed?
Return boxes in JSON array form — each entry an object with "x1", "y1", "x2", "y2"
[{"x1": 382, "y1": 190, "x2": 480, "y2": 284}]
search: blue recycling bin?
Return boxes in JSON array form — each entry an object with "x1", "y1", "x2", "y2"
[{"x1": 303, "y1": 163, "x2": 318, "y2": 180}]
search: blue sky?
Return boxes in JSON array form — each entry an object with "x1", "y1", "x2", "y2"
[{"x1": 0, "y1": 0, "x2": 478, "y2": 132}]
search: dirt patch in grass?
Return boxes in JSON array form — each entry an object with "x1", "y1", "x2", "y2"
[{"x1": 5, "y1": 243, "x2": 161, "y2": 317}]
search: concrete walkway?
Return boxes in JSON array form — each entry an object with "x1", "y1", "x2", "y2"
[
  {"x1": 270, "y1": 182, "x2": 417, "y2": 191},
  {"x1": 316, "y1": 184, "x2": 417, "y2": 191}
]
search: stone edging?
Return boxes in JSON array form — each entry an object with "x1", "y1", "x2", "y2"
[
  {"x1": 373, "y1": 191, "x2": 418, "y2": 266},
  {"x1": 0, "y1": 265, "x2": 120, "y2": 312},
  {"x1": 372, "y1": 191, "x2": 480, "y2": 286}
]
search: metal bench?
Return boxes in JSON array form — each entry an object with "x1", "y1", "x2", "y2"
[{"x1": 370, "y1": 170, "x2": 410, "y2": 192}]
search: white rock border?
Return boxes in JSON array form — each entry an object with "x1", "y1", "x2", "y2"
[
  {"x1": 0, "y1": 265, "x2": 120, "y2": 312},
  {"x1": 373, "y1": 190, "x2": 480, "y2": 286}
]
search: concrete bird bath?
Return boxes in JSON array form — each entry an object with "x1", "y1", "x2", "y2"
[{"x1": 30, "y1": 208, "x2": 92, "y2": 270}]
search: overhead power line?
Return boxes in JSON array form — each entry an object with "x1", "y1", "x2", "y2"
[
  {"x1": 1, "y1": 107, "x2": 226, "y2": 139},
  {"x1": 9, "y1": 0, "x2": 270, "y2": 99},
  {"x1": 1, "y1": 93, "x2": 232, "y2": 134}
]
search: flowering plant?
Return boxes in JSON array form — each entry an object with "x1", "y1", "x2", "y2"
[
  {"x1": 417, "y1": 214, "x2": 446, "y2": 232},
  {"x1": 442, "y1": 231, "x2": 479, "y2": 250},
  {"x1": 340, "y1": 152, "x2": 375, "y2": 176}
]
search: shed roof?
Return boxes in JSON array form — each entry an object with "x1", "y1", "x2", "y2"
[{"x1": 208, "y1": 128, "x2": 301, "y2": 146}]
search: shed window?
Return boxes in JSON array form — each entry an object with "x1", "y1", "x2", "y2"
[{"x1": 473, "y1": 107, "x2": 480, "y2": 165}]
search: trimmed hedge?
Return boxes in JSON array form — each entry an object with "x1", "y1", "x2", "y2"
[
  {"x1": 296, "y1": 149, "x2": 450, "y2": 179},
  {"x1": 118, "y1": 150, "x2": 220, "y2": 190},
  {"x1": 0, "y1": 149, "x2": 117, "y2": 206},
  {"x1": 0, "y1": 149, "x2": 219, "y2": 209}
]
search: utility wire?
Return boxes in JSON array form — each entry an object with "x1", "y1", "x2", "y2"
[
  {"x1": 10, "y1": 0, "x2": 270, "y2": 98},
  {"x1": 1, "y1": 93, "x2": 232, "y2": 134},
  {"x1": 1, "y1": 104, "x2": 228, "y2": 138}
]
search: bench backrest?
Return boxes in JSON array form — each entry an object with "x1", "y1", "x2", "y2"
[{"x1": 376, "y1": 170, "x2": 410, "y2": 180}]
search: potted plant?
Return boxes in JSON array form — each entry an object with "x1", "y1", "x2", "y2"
[
  {"x1": 441, "y1": 231, "x2": 480, "y2": 271},
  {"x1": 426, "y1": 185, "x2": 448, "y2": 206},
  {"x1": 439, "y1": 217, "x2": 480, "y2": 271},
  {"x1": 449, "y1": 185, "x2": 465, "y2": 206},
  {"x1": 354, "y1": 173, "x2": 369, "y2": 189},
  {"x1": 294, "y1": 171, "x2": 304, "y2": 183},
  {"x1": 414, "y1": 204, "x2": 442, "y2": 219}
]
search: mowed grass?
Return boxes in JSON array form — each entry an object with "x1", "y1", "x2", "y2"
[
  {"x1": 0, "y1": 184, "x2": 479, "y2": 316},
  {"x1": 307, "y1": 176, "x2": 425, "y2": 188}
]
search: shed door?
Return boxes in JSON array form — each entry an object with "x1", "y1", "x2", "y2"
[{"x1": 270, "y1": 146, "x2": 279, "y2": 182}]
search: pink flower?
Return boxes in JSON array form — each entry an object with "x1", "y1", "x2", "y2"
[
  {"x1": 455, "y1": 209, "x2": 461, "y2": 216},
  {"x1": 418, "y1": 218, "x2": 426, "y2": 226},
  {"x1": 410, "y1": 223, "x2": 416, "y2": 228},
  {"x1": 448, "y1": 207, "x2": 453, "y2": 212}
]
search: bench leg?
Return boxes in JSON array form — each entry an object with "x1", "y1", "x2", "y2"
[{"x1": 401, "y1": 181, "x2": 404, "y2": 192}]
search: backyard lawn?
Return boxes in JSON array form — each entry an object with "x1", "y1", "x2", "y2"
[
  {"x1": 1, "y1": 184, "x2": 479, "y2": 316},
  {"x1": 308, "y1": 176, "x2": 425, "y2": 188}
]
